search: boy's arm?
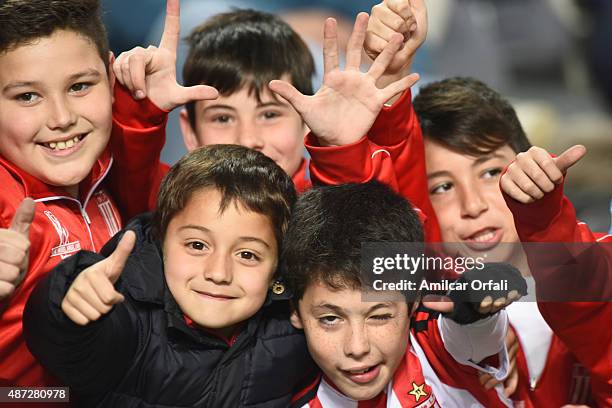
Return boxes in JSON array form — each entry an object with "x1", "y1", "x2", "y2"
[
  {"x1": 500, "y1": 145, "x2": 612, "y2": 406},
  {"x1": 22, "y1": 233, "x2": 138, "y2": 395},
  {"x1": 107, "y1": 0, "x2": 217, "y2": 220}
]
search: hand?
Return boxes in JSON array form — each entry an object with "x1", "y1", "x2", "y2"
[
  {"x1": 478, "y1": 326, "x2": 520, "y2": 397},
  {"x1": 422, "y1": 263, "x2": 527, "y2": 324},
  {"x1": 365, "y1": 0, "x2": 427, "y2": 76},
  {"x1": 501, "y1": 145, "x2": 586, "y2": 204},
  {"x1": 112, "y1": 0, "x2": 218, "y2": 110},
  {"x1": 61, "y1": 231, "x2": 136, "y2": 326},
  {"x1": 0, "y1": 198, "x2": 35, "y2": 300},
  {"x1": 269, "y1": 13, "x2": 420, "y2": 147}
]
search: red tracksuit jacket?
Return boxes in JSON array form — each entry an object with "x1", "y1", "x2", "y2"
[
  {"x1": 503, "y1": 181, "x2": 612, "y2": 407},
  {"x1": 0, "y1": 85, "x2": 167, "y2": 387}
]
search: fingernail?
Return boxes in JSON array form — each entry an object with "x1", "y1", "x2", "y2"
[
  {"x1": 135, "y1": 90, "x2": 145, "y2": 99},
  {"x1": 410, "y1": 23, "x2": 417, "y2": 32}
]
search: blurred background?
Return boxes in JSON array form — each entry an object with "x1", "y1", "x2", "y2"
[{"x1": 102, "y1": 0, "x2": 612, "y2": 232}]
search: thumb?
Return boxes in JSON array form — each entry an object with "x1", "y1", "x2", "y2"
[
  {"x1": 553, "y1": 144, "x2": 586, "y2": 173},
  {"x1": 105, "y1": 231, "x2": 136, "y2": 284},
  {"x1": 268, "y1": 80, "x2": 307, "y2": 113},
  {"x1": 174, "y1": 84, "x2": 219, "y2": 105},
  {"x1": 10, "y1": 198, "x2": 36, "y2": 237},
  {"x1": 422, "y1": 294, "x2": 454, "y2": 313}
]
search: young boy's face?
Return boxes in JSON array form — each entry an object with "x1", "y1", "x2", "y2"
[
  {"x1": 179, "y1": 76, "x2": 307, "y2": 178},
  {"x1": 163, "y1": 188, "x2": 278, "y2": 336},
  {"x1": 291, "y1": 282, "x2": 410, "y2": 401},
  {"x1": 425, "y1": 140, "x2": 521, "y2": 261},
  {"x1": 0, "y1": 30, "x2": 113, "y2": 194}
]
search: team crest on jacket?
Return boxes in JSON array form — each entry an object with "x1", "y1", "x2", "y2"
[
  {"x1": 44, "y1": 210, "x2": 81, "y2": 259},
  {"x1": 95, "y1": 191, "x2": 120, "y2": 236}
]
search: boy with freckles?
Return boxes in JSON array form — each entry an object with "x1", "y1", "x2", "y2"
[{"x1": 283, "y1": 181, "x2": 526, "y2": 407}]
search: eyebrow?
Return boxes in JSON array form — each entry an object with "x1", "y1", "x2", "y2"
[
  {"x1": 427, "y1": 153, "x2": 508, "y2": 180},
  {"x1": 311, "y1": 302, "x2": 394, "y2": 314},
  {"x1": 2, "y1": 69, "x2": 101, "y2": 94},
  {"x1": 177, "y1": 225, "x2": 271, "y2": 249}
]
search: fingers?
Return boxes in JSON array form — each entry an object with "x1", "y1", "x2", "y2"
[
  {"x1": 371, "y1": 2, "x2": 414, "y2": 41},
  {"x1": 480, "y1": 290, "x2": 522, "y2": 314},
  {"x1": 387, "y1": 0, "x2": 418, "y2": 21},
  {"x1": 554, "y1": 144, "x2": 586, "y2": 173},
  {"x1": 323, "y1": 18, "x2": 340, "y2": 75},
  {"x1": 500, "y1": 175, "x2": 534, "y2": 204},
  {"x1": 105, "y1": 231, "x2": 136, "y2": 284},
  {"x1": 345, "y1": 12, "x2": 370, "y2": 70},
  {"x1": 128, "y1": 54, "x2": 147, "y2": 100},
  {"x1": 478, "y1": 296, "x2": 494, "y2": 314},
  {"x1": 503, "y1": 357, "x2": 519, "y2": 396},
  {"x1": 10, "y1": 198, "x2": 35, "y2": 237},
  {"x1": 368, "y1": 33, "x2": 404, "y2": 79},
  {"x1": 422, "y1": 294, "x2": 454, "y2": 313},
  {"x1": 268, "y1": 80, "x2": 307, "y2": 114},
  {"x1": 113, "y1": 47, "x2": 152, "y2": 99},
  {"x1": 380, "y1": 72, "x2": 419, "y2": 102},
  {"x1": 159, "y1": 0, "x2": 181, "y2": 53},
  {"x1": 478, "y1": 372, "x2": 501, "y2": 390},
  {"x1": 172, "y1": 84, "x2": 219, "y2": 106}
]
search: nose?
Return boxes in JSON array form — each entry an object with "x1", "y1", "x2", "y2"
[
  {"x1": 237, "y1": 122, "x2": 264, "y2": 150},
  {"x1": 203, "y1": 252, "x2": 233, "y2": 284},
  {"x1": 343, "y1": 323, "x2": 371, "y2": 359},
  {"x1": 460, "y1": 186, "x2": 488, "y2": 218},
  {"x1": 47, "y1": 95, "x2": 77, "y2": 130}
]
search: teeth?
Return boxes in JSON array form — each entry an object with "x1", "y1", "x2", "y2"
[
  {"x1": 473, "y1": 230, "x2": 495, "y2": 242},
  {"x1": 44, "y1": 135, "x2": 84, "y2": 151},
  {"x1": 349, "y1": 368, "x2": 370, "y2": 374}
]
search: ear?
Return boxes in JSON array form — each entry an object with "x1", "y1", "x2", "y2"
[
  {"x1": 179, "y1": 108, "x2": 199, "y2": 152},
  {"x1": 290, "y1": 308, "x2": 304, "y2": 330},
  {"x1": 108, "y1": 51, "x2": 116, "y2": 103}
]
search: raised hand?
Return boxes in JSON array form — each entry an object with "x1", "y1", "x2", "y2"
[
  {"x1": 0, "y1": 198, "x2": 35, "y2": 300},
  {"x1": 269, "y1": 13, "x2": 420, "y2": 147},
  {"x1": 61, "y1": 231, "x2": 136, "y2": 326},
  {"x1": 112, "y1": 0, "x2": 218, "y2": 110},
  {"x1": 501, "y1": 145, "x2": 586, "y2": 204},
  {"x1": 365, "y1": 0, "x2": 427, "y2": 76}
]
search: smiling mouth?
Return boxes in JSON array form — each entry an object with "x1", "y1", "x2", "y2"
[
  {"x1": 341, "y1": 364, "x2": 381, "y2": 384},
  {"x1": 463, "y1": 228, "x2": 503, "y2": 250},
  {"x1": 40, "y1": 133, "x2": 87, "y2": 152},
  {"x1": 193, "y1": 290, "x2": 236, "y2": 301}
]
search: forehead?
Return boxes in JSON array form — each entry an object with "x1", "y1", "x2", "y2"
[
  {"x1": 0, "y1": 30, "x2": 105, "y2": 85},
  {"x1": 424, "y1": 140, "x2": 516, "y2": 173},
  {"x1": 300, "y1": 281, "x2": 406, "y2": 313}
]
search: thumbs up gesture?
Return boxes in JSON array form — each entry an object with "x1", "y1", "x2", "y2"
[
  {"x1": 112, "y1": 0, "x2": 218, "y2": 110},
  {"x1": 61, "y1": 231, "x2": 136, "y2": 326},
  {"x1": 501, "y1": 145, "x2": 586, "y2": 204},
  {"x1": 0, "y1": 198, "x2": 35, "y2": 300}
]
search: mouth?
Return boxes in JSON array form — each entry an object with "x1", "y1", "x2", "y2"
[
  {"x1": 462, "y1": 227, "x2": 503, "y2": 250},
  {"x1": 39, "y1": 133, "x2": 89, "y2": 155},
  {"x1": 193, "y1": 290, "x2": 237, "y2": 301},
  {"x1": 341, "y1": 364, "x2": 381, "y2": 384}
]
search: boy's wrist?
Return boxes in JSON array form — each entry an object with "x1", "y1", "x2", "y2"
[{"x1": 113, "y1": 84, "x2": 169, "y2": 129}]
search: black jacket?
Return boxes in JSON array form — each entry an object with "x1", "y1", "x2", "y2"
[{"x1": 23, "y1": 214, "x2": 316, "y2": 407}]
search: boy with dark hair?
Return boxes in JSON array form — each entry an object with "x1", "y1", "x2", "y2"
[
  {"x1": 0, "y1": 0, "x2": 214, "y2": 387},
  {"x1": 23, "y1": 144, "x2": 317, "y2": 407},
  {"x1": 283, "y1": 181, "x2": 525, "y2": 407},
  {"x1": 362, "y1": 1, "x2": 595, "y2": 406},
  {"x1": 179, "y1": 9, "x2": 315, "y2": 191}
]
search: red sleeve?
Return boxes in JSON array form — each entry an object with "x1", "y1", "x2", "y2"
[
  {"x1": 306, "y1": 90, "x2": 440, "y2": 242},
  {"x1": 107, "y1": 84, "x2": 170, "y2": 220},
  {"x1": 502, "y1": 179, "x2": 612, "y2": 407}
]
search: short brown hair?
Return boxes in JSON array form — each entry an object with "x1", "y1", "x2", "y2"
[
  {"x1": 0, "y1": 0, "x2": 109, "y2": 70},
  {"x1": 182, "y1": 9, "x2": 315, "y2": 129},
  {"x1": 413, "y1": 77, "x2": 531, "y2": 155},
  {"x1": 154, "y1": 145, "x2": 297, "y2": 255}
]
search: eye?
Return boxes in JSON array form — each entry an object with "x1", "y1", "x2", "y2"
[
  {"x1": 370, "y1": 314, "x2": 393, "y2": 322},
  {"x1": 430, "y1": 182, "x2": 453, "y2": 195},
  {"x1": 15, "y1": 92, "x2": 41, "y2": 104},
  {"x1": 185, "y1": 241, "x2": 208, "y2": 252},
  {"x1": 482, "y1": 168, "x2": 502, "y2": 179},
  {"x1": 261, "y1": 111, "x2": 280, "y2": 120},
  {"x1": 70, "y1": 82, "x2": 91, "y2": 93},
  {"x1": 238, "y1": 251, "x2": 260, "y2": 261},
  {"x1": 212, "y1": 114, "x2": 232, "y2": 124},
  {"x1": 319, "y1": 315, "x2": 341, "y2": 327}
]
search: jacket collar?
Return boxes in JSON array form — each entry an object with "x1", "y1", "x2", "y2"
[{"x1": 0, "y1": 148, "x2": 113, "y2": 201}]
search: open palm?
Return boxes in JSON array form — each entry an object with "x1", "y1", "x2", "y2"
[{"x1": 269, "y1": 13, "x2": 419, "y2": 147}]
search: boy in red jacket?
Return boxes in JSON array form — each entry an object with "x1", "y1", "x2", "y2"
[{"x1": 0, "y1": 0, "x2": 215, "y2": 387}]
